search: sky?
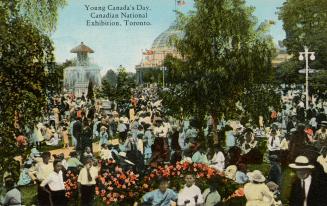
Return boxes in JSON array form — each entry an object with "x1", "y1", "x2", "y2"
[{"x1": 51, "y1": 0, "x2": 286, "y2": 74}]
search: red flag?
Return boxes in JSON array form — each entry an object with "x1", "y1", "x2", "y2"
[{"x1": 143, "y1": 49, "x2": 155, "y2": 55}]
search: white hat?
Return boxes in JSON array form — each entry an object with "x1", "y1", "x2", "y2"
[
  {"x1": 289, "y1": 156, "x2": 314, "y2": 169},
  {"x1": 225, "y1": 165, "x2": 237, "y2": 180},
  {"x1": 100, "y1": 126, "x2": 107, "y2": 130},
  {"x1": 247, "y1": 170, "x2": 266, "y2": 183},
  {"x1": 290, "y1": 128, "x2": 297, "y2": 133}
]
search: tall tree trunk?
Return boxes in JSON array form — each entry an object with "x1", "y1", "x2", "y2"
[
  {"x1": 211, "y1": 113, "x2": 218, "y2": 144},
  {"x1": 194, "y1": 111, "x2": 206, "y2": 146}
]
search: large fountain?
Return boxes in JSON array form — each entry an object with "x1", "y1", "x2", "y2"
[{"x1": 63, "y1": 42, "x2": 101, "y2": 97}]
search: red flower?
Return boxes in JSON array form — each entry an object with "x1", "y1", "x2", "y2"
[
  {"x1": 182, "y1": 162, "x2": 189, "y2": 170},
  {"x1": 235, "y1": 188, "x2": 245, "y2": 197}
]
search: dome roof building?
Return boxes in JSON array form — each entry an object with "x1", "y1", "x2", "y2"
[
  {"x1": 151, "y1": 24, "x2": 183, "y2": 50},
  {"x1": 135, "y1": 23, "x2": 183, "y2": 84}
]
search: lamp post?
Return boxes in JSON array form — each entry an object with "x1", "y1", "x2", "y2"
[{"x1": 298, "y1": 46, "x2": 315, "y2": 110}]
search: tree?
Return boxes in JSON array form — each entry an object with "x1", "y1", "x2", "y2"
[
  {"x1": 275, "y1": 59, "x2": 303, "y2": 85},
  {"x1": 46, "y1": 60, "x2": 73, "y2": 95},
  {"x1": 0, "y1": 0, "x2": 63, "y2": 181},
  {"x1": 278, "y1": 0, "x2": 327, "y2": 68},
  {"x1": 115, "y1": 66, "x2": 136, "y2": 104},
  {"x1": 98, "y1": 79, "x2": 115, "y2": 100},
  {"x1": 17, "y1": 0, "x2": 67, "y2": 32},
  {"x1": 278, "y1": 0, "x2": 327, "y2": 99},
  {"x1": 102, "y1": 69, "x2": 118, "y2": 87},
  {"x1": 87, "y1": 80, "x2": 94, "y2": 101},
  {"x1": 240, "y1": 85, "x2": 282, "y2": 126},
  {"x1": 161, "y1": 0, "x2": 276, "y2": 143},
  {"x1": 99, "y1": 66, "x2": 136, "y2": 104}
]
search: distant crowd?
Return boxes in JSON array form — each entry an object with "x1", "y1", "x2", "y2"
[{"x1": 1, "y1": 84, "x2": 327, "y2": 206}]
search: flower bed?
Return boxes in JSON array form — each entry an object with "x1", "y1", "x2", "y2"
[
  {"x1": 64, "y1": 170, "x2": 78, "y2": 200},
  {"x1": 64, "y1": 160, "x2": 245, "y2": 205},
  {"x1": 96, "y1": 159, "x2": 141, "y2": 205}
]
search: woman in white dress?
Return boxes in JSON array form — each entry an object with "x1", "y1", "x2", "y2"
[
  {"x1": 32, "y1": 123, "x2": 44, "y2": 148},
  {"x1": 244, "y1": 170, "x2": 274, "y2": 206},
  {"x1": 210, "y1": 146, "x2": 225, "y2": 172}
]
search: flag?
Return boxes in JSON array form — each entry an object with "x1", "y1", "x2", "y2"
[
  {"x1": 177, "y1": 0, "x2": 186, "y2": 6},
  {"x1": 143, "y1": 49, "x2": 155, "y2": 55}
]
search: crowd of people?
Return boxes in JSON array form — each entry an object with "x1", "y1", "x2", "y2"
[{"x1": 1, "y1": 84, "x2": 327, "y2": 206}]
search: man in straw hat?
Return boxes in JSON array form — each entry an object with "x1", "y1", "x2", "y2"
[{"x1": 289, "y1": 155, "x2": 323, "y2": 206}]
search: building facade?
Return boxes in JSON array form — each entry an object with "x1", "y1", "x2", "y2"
[
  {"x1": 63, "y1": 42, "x2": 101, "y2": 97},
  {"x1": 135, "y1": 23, "x2": 183, "y2": 84}
]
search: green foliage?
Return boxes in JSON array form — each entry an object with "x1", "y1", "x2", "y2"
[
  {"x1": 47, "y1": 60, "x2": 72, "y2": 95},
  {"x1": 278, "y1": 0, "x2": 327, "y2": 97},
  {"x1": 0, "y1": 0, "x2": 61, "y2": 182},
  {"x1": 142, "y1": 69, "x2": 164, "y2": 84},
  {"x1": 99, "y1": 66, "x2": 135, "y2": 104},
  {"x1": 17, "y1": 0, "x2": 67, "y2": 33},
  {"x1": 102, "y1": 69, "x2": 117, "y2": 87},
  {"x1": 310, "y1": 71, "x2": 327, "y2": 101},
  {"x1": 98, "y1": 79, "x2": 115, "y2": 100},
  {"x1": 87, "y1": 80, "x2": 94, "y2": 101},
  {"x1": 115, "y1": 67, "x2": 136, "y2": 104},
  {"x1": 278, "y1": 0, "x2": 327, "y2": 68},
  {"x1": 162, "y1": 0, "x2": 276, "y2": 135},
  {"x1": 240, "y1": 84, "x2": 282, "y2": 125},
  {"x1": 276, "y1": 59, "x2": 302, "y2": 85}
]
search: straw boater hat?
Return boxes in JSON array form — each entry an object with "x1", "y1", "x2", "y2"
[
  {"x1": 100, "y1": 126, "x2": 107, "y2": 131},
  {"x1": 247, "y1": 170, "x2": 266, "y2": 183},
  {"x1": 289, "y1": 156, "x2": 314, "y2": 169}
]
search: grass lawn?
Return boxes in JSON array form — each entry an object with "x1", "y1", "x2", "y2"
[
  {"x1": 20, "y1": 184, "x2": 104, "y2": 205},
  {"x1": 20, "y1": 184, "x2": 37, "y2": 206}
]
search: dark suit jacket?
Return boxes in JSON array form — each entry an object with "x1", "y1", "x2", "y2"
[
  {"x1": 289, "y1": 175, "x2": 327, "y2": 206},
  {"x1": 287, "y1": 121, "x2": 295, "y2": 133}
]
